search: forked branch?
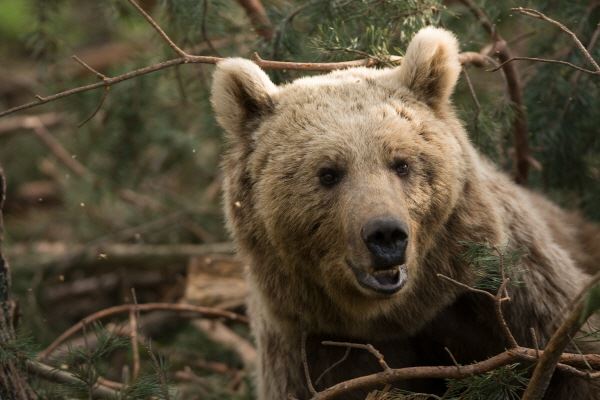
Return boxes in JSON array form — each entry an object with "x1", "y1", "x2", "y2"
[{"x1": 0, "y1": 0, "x2": 487, "y2": 119}]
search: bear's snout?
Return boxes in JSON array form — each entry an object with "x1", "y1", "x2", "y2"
[{"x1": 361, "y1": 216, "x2": 408, "y2": 270}]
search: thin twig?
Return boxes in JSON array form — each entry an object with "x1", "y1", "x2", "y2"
[
  {"x1": 78, "y1": 85, "x2": 110, "y2": 127},
  {"x1": 445, "y1": 347, "x2": 461, "y2": 372},
  {"x1": 531, "y1": 327, "x2": 540, "y2": 358},
  {"x1": 461, "y1": 68, "x2": 480, "y2": 138},
  {"x1": 72, "y1": 55, "x2": 108, "y2": 80},
  {"x1": 488, "y1": 56, "x2": 600, "y2": 75},
  {"x1": 322, "y1": 341, "x2": 391, "y2": 372},
  {"x1": 302, "y1": 332, "x2": 318, "y2": 395},
  {"x1": 437, "y1": 274, "x2": 518, "y2": 348},
  {"x1": 38, "y1": 302, "x2": 248, "y2": 360},
  {"x1": 495, "y1": 278, "x2": 518, "y2": 348},
  {"x1": 512, "y1": 7, "x2": 600, "y2": 72},
  {"x1": 127, "y1": 0, "x2": 187, "y2": 58},
  {"x1": 554, "y1": 23, "x2": 600, "y2": 127},
  {"x1": 437, "y1": 274, "x2": 494, "y2": 300},
  {"x1": 314, "y1": 347, "x2": 351, "y2": 386}
]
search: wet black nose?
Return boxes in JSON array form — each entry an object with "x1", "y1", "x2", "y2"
[{"x1": 361, "y1": 217, "x2": 408, "y2": 270}]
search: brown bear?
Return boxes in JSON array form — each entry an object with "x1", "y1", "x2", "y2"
[{"x1": 211, "y1": 27, "x2": 600, "y2": 399}]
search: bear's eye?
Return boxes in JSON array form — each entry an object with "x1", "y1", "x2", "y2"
[
  {"x1": 318, "y1": 167, "x2": 343, "y2": 187},
  {"x1": 393, "y1": 160, "x2": 410, "y2": 177}
]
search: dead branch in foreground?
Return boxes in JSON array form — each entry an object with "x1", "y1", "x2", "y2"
[
  {"x1": 307, "y1": 346, "x2": 600, "y2": 400},
  {"x1": 303, "y1": 270, "x2": 600, "y2": 400},
  {"x1": 39, "y1": 302, "x2": 249, "y2": 361}
]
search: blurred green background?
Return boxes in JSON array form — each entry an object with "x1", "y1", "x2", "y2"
[{"x1": 0, "y1": 0, "x2": 598, "y2": 398}]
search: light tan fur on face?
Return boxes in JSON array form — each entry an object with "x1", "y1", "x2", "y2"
[{"x1": 211, "y1": 27, "x2": 600, "y2": 400}]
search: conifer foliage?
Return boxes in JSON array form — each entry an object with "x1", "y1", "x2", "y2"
[{"x1": 0, "y1": 0, "x2": 598, "y2": 399}]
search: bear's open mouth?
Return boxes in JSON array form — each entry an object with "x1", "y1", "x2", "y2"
[{"x1": 347, "y1": 261, "x2": 407, "y2": 295}]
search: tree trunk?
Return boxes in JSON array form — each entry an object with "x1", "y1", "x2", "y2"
[{"x1": 0, "y1": 168, "x2": 35, "y2": 399}]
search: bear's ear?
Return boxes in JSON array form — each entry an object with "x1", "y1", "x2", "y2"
[
  {"x1": 395, "y1": 27, "x2": 461, "y2": 110},
  {"x1": 211, "y1": 58, "x2": 277, "y2": 142}
]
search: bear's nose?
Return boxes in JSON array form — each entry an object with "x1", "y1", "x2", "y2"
[{"x1": 361, "y1": 217, "x2": 408, "y2": 270}]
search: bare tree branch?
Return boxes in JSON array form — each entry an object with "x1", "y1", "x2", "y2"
[
  {"x1": 512, "y1": 7, "x2": 600, "y2": 73},
  {"x1": 437, "y1": 273, "x2": 518, "y2": 349},
  {"x1": 39, "y1": 302, "x2": 249, "y2": 361},
  {"x1": 308, "y1": 268, "x2": 600, "y2": 400},
  {"x1": 127, "y1": 0, "x2": 187, "y2": 58},
  {"x1": 307, "y1": 345, "x2": 600, "y2": 400},
  {"x1": 303, "y1": 332, "x2": 318, "y2": 396},
  {"x1": 314, "y1": 347, "x2": 351, "y2": 387},
  {"x1": 0, "y1": 0, "x2": 490, "y2": 122},
  {"x1": 489, "y1": 56, "x2": 600, "y2": 75},
  {"x1": 322, "y1": 341, "x2": 392, "y2": 372},
  {"x1": 0, "y1": 51, "x2": 489, "y2": 119}
]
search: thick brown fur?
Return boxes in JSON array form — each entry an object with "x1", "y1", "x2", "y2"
[{"x1": 211, "y1": 27, "x2": 600, "y2": 399}]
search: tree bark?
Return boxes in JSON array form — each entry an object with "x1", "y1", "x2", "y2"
[{"x1": 0, "y1": 168, "x2": 36, "y2": 399}]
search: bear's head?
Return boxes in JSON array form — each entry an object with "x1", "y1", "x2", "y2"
[{"x1": 211, "y1": 27, "x2": 474, "y2": 328}]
